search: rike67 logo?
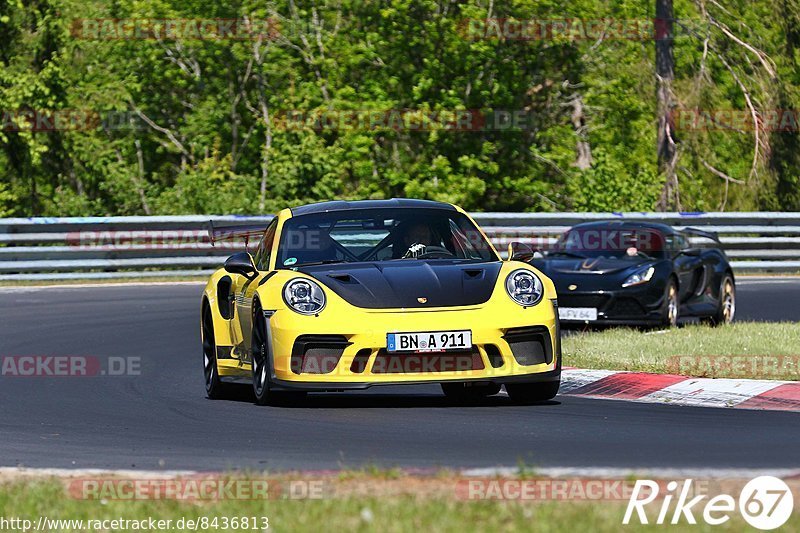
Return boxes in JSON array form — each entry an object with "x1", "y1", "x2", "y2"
[{"x1": 624, "y1": 476, "x2": 794, "y2": 530}]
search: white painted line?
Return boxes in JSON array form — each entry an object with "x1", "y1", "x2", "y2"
[
  {"x1": 0, "y1": 281, "x2": 205, "y2": 292},
  {"x1": 737, "y1": 275, "x2": 800, "y2": 280},
  {"x1": 640, "y1": 378, "x2": 784, "y2": 408},
  {"x1": 461, "y1": 466, "x2": 800, "y2": 479},
  {"x1": 737, "y1": 279, "x2": 800, "y2": 285},
  {"x1": 0, "y1": 467, "x2": 198, "y2": 479}
]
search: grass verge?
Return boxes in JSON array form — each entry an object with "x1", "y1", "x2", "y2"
[
  {"x1": 563, "y1": 322, "x2": 800, "y2": 380},
  {"x1": 1, "y1": 475, "x2": 796, "y2": 532}
]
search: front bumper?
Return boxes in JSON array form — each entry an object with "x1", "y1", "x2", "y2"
[
  {"x1": 268, "y1": 367, "x2": 561, "y2": 391},
  {"x1": 263, "y1": 299, "x2": 560, "y2": 387},
  {"x1": 556, "y1": 284, "x2": 666, "y2": 325}
]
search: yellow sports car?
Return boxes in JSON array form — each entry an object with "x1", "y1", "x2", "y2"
[{"x1": 201, "y1": 199, "x2": 561, "y2": 405}]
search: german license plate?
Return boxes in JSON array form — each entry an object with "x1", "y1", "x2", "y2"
[
  {"x1": 387, "y1": 330, "x2": 472, "y2": 353},
  {"x1": 558, "y1": 307, "x2": 598, "y2": 321}
]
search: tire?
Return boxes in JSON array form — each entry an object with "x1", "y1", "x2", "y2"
[
  {"x1": 702, "y1": 275, "x2": 735, "y2": 327},
  {"x1": 505, "y1": 381, "x2": 560, "y2": 404},
  {"x1": 202, "y1": 303, "x2": 232, "y2": 400},
  {"x1": 441, "y1": 382, "x2": 501, "y2": 401},
  {"x1": 660, "y1": 278, "x2": 679, "y2": 328},
  {"x1": 251, "y1": 304, "x2": 273, "y2": 405},
  {"x1": 251, "y1": 303, "x2": 307, "y2": 406}
]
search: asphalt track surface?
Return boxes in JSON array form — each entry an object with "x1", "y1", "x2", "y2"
[{"x1": 0, "y1": 277, "x2": 798, "y2": 472}]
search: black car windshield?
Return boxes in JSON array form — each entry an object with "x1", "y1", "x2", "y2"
[
  {"x1": 549, "y1": 226, "x2": 668, "y2": 260},
  {"x1": 276, "y1": 208, "x2": 498, "y2": 268}
]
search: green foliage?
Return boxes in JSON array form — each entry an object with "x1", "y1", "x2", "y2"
[
  {"x1": 568, "y1": 150, "x2": 662, "y2": 212},
  {"x1": 0, "y1": 0, "x2": 798, "y2": 216},
  {"x1": 0, "y1": 181, "x2": 14, "y2": 216},
  {"x1": 152, "y1": 153, "x2": 256, "y2": 215}
]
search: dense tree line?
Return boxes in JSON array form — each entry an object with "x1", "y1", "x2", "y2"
[{"x1": 1, "y1": 0, "x2": 799, "y2": 217}]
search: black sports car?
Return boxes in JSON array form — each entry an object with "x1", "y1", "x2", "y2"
[{"x1": 513, "y1": 220, "x2": 736, "y2": 327}]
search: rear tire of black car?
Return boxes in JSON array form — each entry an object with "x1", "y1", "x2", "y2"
[
  {"x1": 660, "y1": 279, "x2": 679, "y2": 328},
  {"x1": 441, "y1": 382, "x2": 501, "y2": 401},
  {"x1": 251, "y1": 303, "x2": 307, "y2": 406},
  {"x1": 505, "y1": 381, "x2": 560, "y2": 404},
  {"x1": 702, "y1": 275, "x2": 735, "y2": 327},
  {"x1": 202, "y1": 303, "x2": 232, "y2": 400}
]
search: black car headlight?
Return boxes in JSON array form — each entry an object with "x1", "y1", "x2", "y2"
[
  {"x1": 505, "y1": 269, "x2": 544, "y2": 307},
  {"x1": 622, "y1": 266, "x2": 656, "y2": 288},
  {"x1": 283, "y1": 278, "x2": 326, "y2": 315}
]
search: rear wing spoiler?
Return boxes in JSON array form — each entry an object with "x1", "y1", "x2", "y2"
[
  {"x1": 682, "y1": 227, "x2": 721, "y2": 243},
  {"x1": 208, "y1": 220, "x2": 271, "y2": 249}
]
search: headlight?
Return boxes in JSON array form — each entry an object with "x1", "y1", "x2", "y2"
[
  {"x1": 622, "y1": 266, "x2": 655, "y2": 288},
  {"x1": 505, "y1": 269, "x2": 544, "y2": 307},
  {"x1": 283, "y1": 278, "x2": 326, "y2": 315}
]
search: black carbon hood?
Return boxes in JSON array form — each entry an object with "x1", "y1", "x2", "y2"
[{"x1": 298, "y1": 260, "x2": 503, "y2": 309}]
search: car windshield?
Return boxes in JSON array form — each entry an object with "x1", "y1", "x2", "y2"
[
  {"x1": 549, "y1": 226, "x2": 668, "y2": 260},
  {"x1": 276, "y1": 208, "x2": 498, "y2": 268}
]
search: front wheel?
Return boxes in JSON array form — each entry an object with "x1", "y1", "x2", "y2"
[
  {"x1": 251, "y1": 305, "x2": 306, "y2": 406},
  {"x1": 251, "y1": 306, "x2": 273, "y2": 405},
  {"x1": 505, "y1": 381, "x2": 560, "y2": 404}
]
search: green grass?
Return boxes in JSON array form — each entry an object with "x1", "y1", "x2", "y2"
[
  {"x1": 563, "y1": 322, "x2": 800, "y2": 380},
  {"x1": 1, "y1": 478, "x2": 795, "y2": 532}
]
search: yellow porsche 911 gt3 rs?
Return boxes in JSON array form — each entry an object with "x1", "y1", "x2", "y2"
[{"x1": 201, "y1": 199, "x2": 561, "y2": 405}]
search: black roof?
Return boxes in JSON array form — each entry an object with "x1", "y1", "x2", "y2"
[
  {"x1": 569, "y1": 219, "x2": 678, "y2": 235},
  {"x1": 290, "y1": 198, "x2": 455, "y2": 216}
]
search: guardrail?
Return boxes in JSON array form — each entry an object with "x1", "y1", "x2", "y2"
[{"x1": 1, "y1": 213, "x2": 798, "y2": 280}]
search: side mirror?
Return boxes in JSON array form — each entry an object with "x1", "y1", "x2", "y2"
[
  {"x1": 507, "y1": 242, "x2": 536, "y2": 262},
  {"x1": 680, "y1": 248, "x2": 702, "y2": 257},
  {"x1": 224, "y1": 252, "x2": 258, "y2": 279}
]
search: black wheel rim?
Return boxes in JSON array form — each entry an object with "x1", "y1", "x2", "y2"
[
  {"x1": 202, "y1": 306, "x2": 216, "y2": 391},
  {"x1": 252, "y1": 312, "x2": 269, "y2": 397}
]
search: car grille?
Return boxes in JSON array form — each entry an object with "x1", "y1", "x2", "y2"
[
  {"x1": 607, "y1": 297, "x2": 646, "y2": 316},
  {"x1": 371, "y1": 348, "x2": 484, "y2": 374},
  {"x1": 503, "y1": 326, "x2": 553, "y2": 366},
  {"x1": 291, "y1": 335, "x2": 351, "y2": 374},
  {"x1": 557, "y1": 294, "x2": 611, "y2": 310}
]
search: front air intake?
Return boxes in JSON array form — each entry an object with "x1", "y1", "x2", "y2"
[
  {"x1": 503, "y1": 326, "x2": 553, "y2": 366},
  {"x1": 291, "y1": 335, "x2": 351, "y2": 374}
]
